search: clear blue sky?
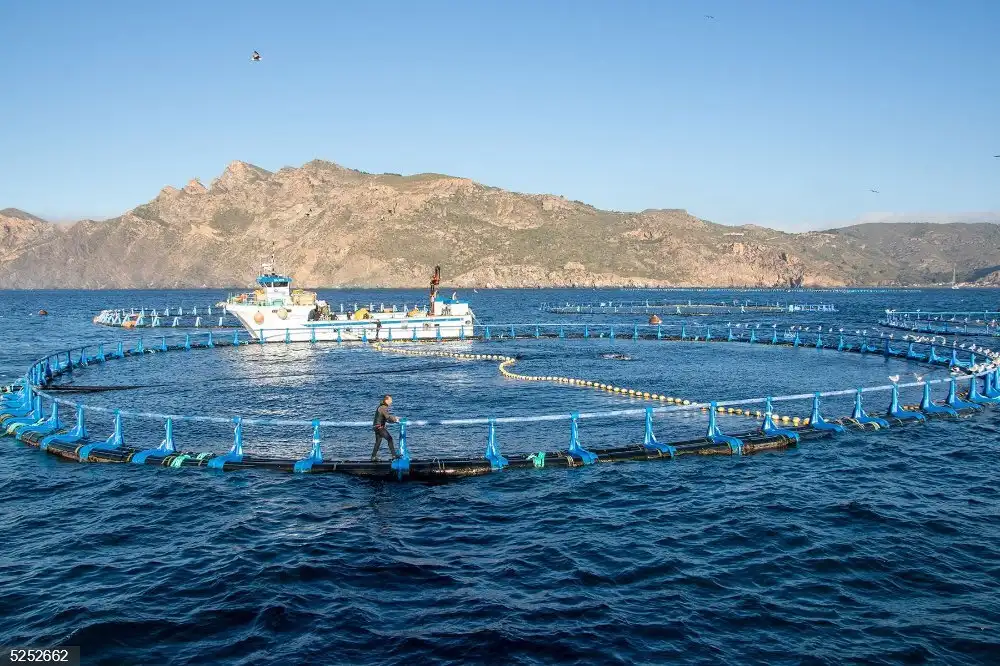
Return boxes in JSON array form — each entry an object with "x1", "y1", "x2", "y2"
[{"x1": 1, "y1": 0, "x2": 997, "y2": 230}]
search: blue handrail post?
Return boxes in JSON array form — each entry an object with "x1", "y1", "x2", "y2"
[
  {"x1": 510, "y1": 324, "x2": 516, "y2": 339},
  {"x1": 293, "y1": 419, "x2": 324, "y2": 473},
  {"x1": 567, "y1": 412, "x2": 597, "y2": 464},
  {"x1": 888, "y1": 382, "x2": 925, "y2": 421},
  {"x1": 656, "y1": 325, "x2": 662, "y2": 340},
  {"x1": 285, "y1": 328, "x2": 291, "y2": 344},
  {"x1": 207, "y1": 331, "x2": 214, "y2": 348},
  {"x1": 391, "y1": 419, "x2": 411, "y2": 478},
  {"x1": 920, "y1": 382, "x2": 958, "y2": 416},
  {"x1": 484, "y1": 418, "x2": 508, "y2": 470},
  {"x1": 184, "y1": 334, "x2": 191, "y2": 350},
  {"x1": 761, "y1": 396, "x2": 800, "y2": 442},
  {"x1": 310, "y1": 327, "x2": 317, "y2": 344},
  {"x1": 584, "y1": 325, "x2": 590, "y2": 339},
  {"x1": 946, "y1": 377, "x2": 981, "y2": 411},
  {"x1": 707, "y1": 402, "x2": 743, "y2": 454},
  {"x1": 852, "y1": 389, "x2": 890, "y2": 427},
  {"x1": 114, "y1": 341, "x2": 125, "y2": 359},
  {"x1": 79, "y1": 409, "x2": 124, "y2": 461},
  {"x1": 259, "y1": 329, "x2": 266, "y2": 344},
  {"x1": 534, "y1": 325, "x2": 540, "y2": 339},
  {"x1": 642, "y1": 407, "x2": 676, "y2": 456},
  {"x1": 633, "y1": 324, "x2": 638, "y2": 340},
  {"x1": 681, "y1": 323, "x2": 687, "y2": 340},
  {"x1": 233, "y1": 330, "x2": 241, "y2": 346},
  {"x1": 809, "y1": 392, "x2": 845, "y2": 432}
]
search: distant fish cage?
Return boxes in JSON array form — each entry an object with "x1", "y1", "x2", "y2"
[{"x1": 541, "y1": 300, "x2": 837, "y2": 315}]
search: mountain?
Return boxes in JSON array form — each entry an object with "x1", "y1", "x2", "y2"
[{"x1": 1, "y1": 160, "x2": 998, "y2": 289}]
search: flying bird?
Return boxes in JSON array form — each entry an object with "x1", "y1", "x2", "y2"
[
  {"x1": 994, "y1": 155, "x2": 1000, "y2": 158},
  {"x1": 251, "y1": 50, "x2": 261, "y2": 62},
  {"x1": 869, "y1": 188, "x2": 880, "y2": 194},
  {"x1": 704, "y1": 14, "x2": 715, "y2": 20}
]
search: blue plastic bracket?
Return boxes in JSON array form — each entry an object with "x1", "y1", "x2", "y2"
[
  {"x1": 484, "y1": 418, "x2": 508, "y2": 470},
  {"x1": 815, "y1": 334, "x2": 823, "y2": 349},
  {"x1": 809, "y1": 392, "x2": 845, "y2": 432},
  {"x1": 887, "y1": 383, "x2": 926, "y2": 421},
  {"x1": 41, "y1": 404, "x2": 88, "y2": 451},
  {"x1": 762, "y1": 397, "x2": 800, "y2": 443},
  {"x1": 391, "y1": 419, "x2": 411, "y2": 478},
  {"x1": 208, "y1": 417, "x2": 245, "y2": 469},
  {"x1": 707, "y1": 402, "x2": 743, "y2": 455},
  {"x1": 132, "y1": 418, "x2": 177, "y2": 464},
  {"x1": 632, "y1": 324, "x2": 638, "y2": 340},
  {"x1": 567, "y1": 412, "x2": 597, "y2": 464},
  {"x1": 967, "y1": 374, "x2": 1000, "y2": 406},
  {"x1": 920, "y1": 382, "x2": 958, "y2": 416},
  {"x1": 946, "y1": 377, "x2": 982, "y2": 412},
  {"x1": 985, "y1": 370, "x2": 1000, "y2": 399},
  {"x1": 114, "y1": 341, "x2": 125, "y2": 359},
  {"x1": 851, "y1": 389, "x2": 890, "y2": 427},
  {"x1": 642, "y1": 407, "x2": 676, "y2": 456},
  {"x1": 207, "y1": 331, "x2": 214, "y2": 348},
  {"x1": 293, "y1": 419, "x2": 324, "y2": 473},
  {"x1": 14, "y1": 401, "x2": 63, "y2": 439},
  {"x1": 79, "y1": 410, "x2": 124, "y2": 461},
  {"x1": 184, "y1": 334, "x2": 191, "y2": 350}
]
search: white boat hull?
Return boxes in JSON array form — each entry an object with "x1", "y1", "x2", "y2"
[{"x1": 225, "y1": 304, "x2": 474, "y2": 342}]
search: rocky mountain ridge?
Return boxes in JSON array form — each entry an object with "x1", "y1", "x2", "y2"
[{"x1": 1, "y1": 160, "x2": 997, "y2": 289}]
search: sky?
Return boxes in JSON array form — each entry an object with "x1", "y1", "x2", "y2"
[{"x1": 0, "y1": 0, "x2": 998, "y2": 231}]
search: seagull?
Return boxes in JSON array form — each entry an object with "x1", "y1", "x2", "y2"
[
  {"x1": 995, "y1": 155, "x2": 1000, "y2": 158},
  {"x1": 869, "y1": 188, "x2": 880, "y2": 194},
  {"x1": 251, "y1": 50, "x2": 261, "y2": 62},
  {"x1": 889, "y1": 375, "x2": 900, "y2": 383},
  {"x1": 914, "y1": 374, "x2": 925, "y2": 382},
  {"x1": 704, "y1": 14, "x2": 715, "y2": 20}
]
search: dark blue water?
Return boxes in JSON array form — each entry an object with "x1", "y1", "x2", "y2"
[{"x1": 2, "y1": 288, "x2": 1000, "y2": 665}]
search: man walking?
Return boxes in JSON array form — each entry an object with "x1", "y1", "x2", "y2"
[{"x1": 371, "y1": 394, "x2": 400, "y2": 461}]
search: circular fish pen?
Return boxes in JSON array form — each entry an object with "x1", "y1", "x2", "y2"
[{"x1": 3, "y1": 312, "x2": 1000, "y2": 481}]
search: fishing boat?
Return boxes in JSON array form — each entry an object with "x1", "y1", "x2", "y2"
[{"x1": 225, "y1": 264, "x2": 475, "y2": 342}]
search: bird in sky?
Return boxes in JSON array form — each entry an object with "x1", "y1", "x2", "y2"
[
  {"x1": 869, "y1": 188, "x2": 880, "y2": 194},
  {"x1": 704, "y1": 14, "x2": 715, "y2": 20},
  {"x1": 251, "y1": 51, "x2": 261, "y2": 62}
]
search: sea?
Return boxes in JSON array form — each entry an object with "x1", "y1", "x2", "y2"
[{"x1": 1, "y1": 287, "x2": 999, "y2": 665}]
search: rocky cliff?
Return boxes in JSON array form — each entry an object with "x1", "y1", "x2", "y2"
[{"x1": 1, "y1": 161, "x2": 997, "y2": 289}]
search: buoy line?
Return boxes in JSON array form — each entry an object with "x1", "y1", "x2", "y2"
[{"x1": 370, "y1": 341, "x2": 810, "y2": 425}]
